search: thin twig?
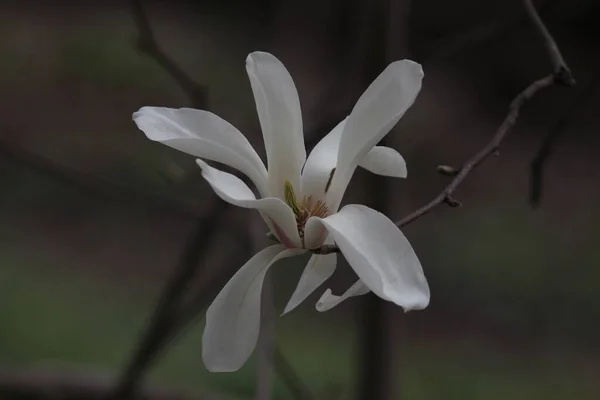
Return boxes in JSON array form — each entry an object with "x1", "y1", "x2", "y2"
[
  {"x1": 530, "y1": 74, "x2": 598, "y2": 206},
  {"x1": 0, "y1": 137, "x2": 200, "y2": 220},
  {"x1": 148, "y1": 232, "x2": 316, "y2": 400},
  {"x1": 116, "y1": 3, "x2": 311, "y2": 399},
  {"x1": 113, "y1": 2, "x2": 220, "y2": 398},
  {"x1": 131, "y1": 0, "x2": 208, "y2": 109},
  {"x1": 113, "y1": 212, "x2": 226, "y2": 399},
  {"x1": 272, "y1": 347, "x2": 315, "y2": 400},
  {"x1": 313, "y1": 0, "x2": 574, "y2": 256},
  {"x1": 423, "y1": 1, "x2": 553, "y2": 62},
  {"x1": 522, "y1": 0, "x2": 574, "y2": 86},
  {"x1": 254, "y1": 220, "x2": 275, "y2": 400},
  {"x1": 111, "y1": 230, "x2": 252, "y2": 391}
]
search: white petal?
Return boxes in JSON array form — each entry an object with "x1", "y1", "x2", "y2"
[
  {"x1": 302, "y1": 119, "x2": 406, "y2": 201},
  {"x1": 196, "y1": 159, "x2": 302, "y2": 248},
  {"x1": 301, "y1": 118, "x2": 346, "y2": 200},
  {"x1": 282, "y1": 253, "x2": 337, "y2": 315},
  {"x1": 306, "y1": 204, "x2": 429, "y2": 311},
  {"x1": 133, "y1": 107, "x2": 268, "y2": 196},
  {"x1": 246, "y1": 52, "x2": 305, "y2": 200},
  {"x1": 202, "y1": 245, "x2": 304, "y2": 372},
  {"x1": 328, "y1": 60, "x2": 423, "y2": 209},
  {"x1": 359, "y1": 146, "x2": 407, "y2": 178},
  {"x1": 316, "y1": 280, "x2": 370, "y2": 312}
]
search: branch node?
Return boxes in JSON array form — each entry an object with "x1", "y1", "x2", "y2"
[
  {"x1": 444, "y1": 195, "x2": 462, "y2": 208},
  {"x1": 437, "y1": 165, "x2": 459, "y2": 176},
  {"x1": 555, "y1": 65, "x2": 576, "y2": 87}
]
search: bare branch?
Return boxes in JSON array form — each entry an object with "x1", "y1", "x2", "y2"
[
  {"x1": 147, "y1": 235, "x2": 316, "y2": 400},
  {"x1": 393, "y1": 75, "x2": 558, "y2": 226},
  {"x1": 0, "y1": 3, "x2": 310, "y2": 399},
  {"x1": 272, "y1": 347, "x2": 315, "y2": 400},
  {"x1": 424, "y1": 1, "x2": 564, "y2": 63},
  {"x1": 113, "y1": 213, "x2": 227, "y2": 399},
  {"x1": 425, "y1": 18, "x2": 518, "y2": 61},
  {"x1": 115, "y1": 3, "x2": 312, "y2": 398},
  {"x1": 312, "y1": 0, "x2": 574, "y2": 256},
  {"x1": 131, "y1": 0, "x2": 208, "y2": 108},
  {"x1": 522, "y1": 0, "x2": 574, "y2": 86},
  {"x1": 254, "y1": 221, "x2": 275, "y2": 400},
  {"x1": 112, "y1": 3, "x2": 230, "y2": 398},
  {"x1": 530, "y1": 74, "x2": 599, "y2": 206},
  {"x1": 0, "y1": 137, "x2": 200, "y2": 220}
]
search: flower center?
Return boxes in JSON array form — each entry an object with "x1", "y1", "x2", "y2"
[{"x1": 284, "y1": 180, "x2": 330, "y2": 247}]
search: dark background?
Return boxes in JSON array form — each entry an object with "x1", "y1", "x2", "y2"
[{"x1": 0, "y1": 0, "x2": 599, "y2": 399}]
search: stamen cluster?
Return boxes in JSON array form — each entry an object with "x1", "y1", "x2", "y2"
[{"x1": 284, "y1": 180, "x2": 329, "y2": 246}]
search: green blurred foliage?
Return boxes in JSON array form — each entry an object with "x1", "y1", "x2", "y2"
[{"x1": 1, "y1": 248, "x2": 598, "y2": 399}]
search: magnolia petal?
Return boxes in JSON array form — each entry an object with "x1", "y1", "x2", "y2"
[
  {"x1": 246, "y1": 52, "x2": 305, "y2": 200},
  {"x1": 133, "y1": 107, "x2": 268, "y2": 196},
  {"x1": 302, "y1": 216, "x2": 330, "y2": 250},
  {"x1": 282, "y1": 253, "x2": 337, "y2": 315},
  {"x1": 306, "y1": 204, "x2": 429, "y2": 311},
  {"x1": 316, "y1": 279, "x2": 370, "y2": 312},
  {"x1": 328, "y1": 60, "x2": 423, "y2": 209},
  {"x1": 196, "y1": 159, "x2": 302, "y2": 248},
  {"x1": 202, "y1": 245, "x2": 303, "y2": 372},
  {"x1": 301, "y1": 118, "x2": 347, "y2": 200},
  {"x1": 302, "y1": 119, "x2": 406, "y2": 203},
  {"x1": 359, "y1": 146, "x2": 407, "y2": 178}
]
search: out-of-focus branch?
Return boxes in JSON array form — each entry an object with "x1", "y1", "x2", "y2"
[
  {"x1": 115, "y1": 3, "x2": 311, "y2": 399},
  {"x1": 271, "y1": 347, "x2": 315, "y2": 400},
  {"x1": 424, "y1": 1, "x2": 553, "y2": 62},
  {"x1": 109, "y1": 229, "x2": 313, "y2": 400},
  {"x1": 255, "y1": 282, "x2": 275, "y2": 400},
  {"x1": 0, "y1": 3, "x2": 310, "y2": 399},
  {"x1": 111, "y1": 2, "x2": 223, "y2": 398},
  {"x1": 131, "y1": 0, "x2": 208, "y2": 109},
  {"x1": 0, "y1": 367, "x2": 208, "y2": 400},
  {"x1": 113, "y1": 212, "x2": 226, "y2": 399},
  {"x1": 0, "y1": 137, "x2": 200, "y2": 220},
  {"x1": 530, "y1": 74, "x2": 599, "y2": 206},
  {"x1": 522, "y1": 0, "x2": 574, "y2": 86},
  {"x1": 424, "y1": 18, "x2": 518, "y2": 61},
  {"x1": 313, "y1": 0, "x2": 574, "y2": 256},
  {"x1": 359, "y1": 151, "x2": 396, "y2": 400},
  {"x1": 108, "y1": 2, "x2": 216, "y2": 398},
  {"x1": 254, "y1": 221, "x2": 275, "y2": 400},
  {"x1": 358, "y1": 0, "x2": 406, "y2": 398}
]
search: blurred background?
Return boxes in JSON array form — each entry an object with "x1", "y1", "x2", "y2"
[{"x1": 1, "y1": 0, "x2": 599, "y2": 399}]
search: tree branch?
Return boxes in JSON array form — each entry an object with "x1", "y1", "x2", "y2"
[
  {"x1": 114, "y1": 3, "x2": 311, "y2": 399},
  {"x1": 112, "y1": 0, "x2": 222, "y2": 393},
  {"x1": 530, "y1": 74, "x2": 598, "y2": 206},
  {"x1": 0, "y1": 137, "x2": 200, "y2": 221},
  {"x1": 113, "y1": 212, "x2": 227, "y2": 399},
  {"x1": 522, "y1": 0, "x2": 574, "y2": 86},
  {"x1": 313, "y1": 0, "x2": 574, "y2": 256},
  {"x1": 131, "y1": 0, "x2": 208, "y2": 109},
  {"x1": 0, "y1": 3, "x2": 311, "y2": 399},
  {"x1": 423, "y1": 1, "x2": 554, "y2": 62},
  {"x1": 271, "y1": 347, "x2": 315, "y2": 400}
]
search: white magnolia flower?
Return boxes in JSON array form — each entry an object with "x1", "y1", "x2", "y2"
[{"x1": 133, "y1": 51, "x2": 429, "y2": 372}]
